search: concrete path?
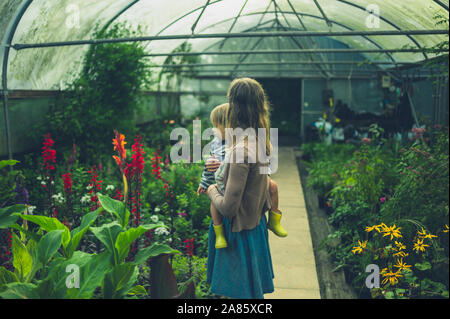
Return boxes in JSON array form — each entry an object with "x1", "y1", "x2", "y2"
[{"x1": 265, "y1": 147, "x2": 321, "y2": 299}]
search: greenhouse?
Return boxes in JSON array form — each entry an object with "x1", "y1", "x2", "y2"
[{"x1": 0, "y1": 0, "x2": 448, "y2": 301}]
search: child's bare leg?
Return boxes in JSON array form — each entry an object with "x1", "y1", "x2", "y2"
[
  {"x1": 210, "y1": 202, "x2": 223, "y2": 225},
  {"x1": 268, "y1": 177, "x2": 281, "y2": 214}
]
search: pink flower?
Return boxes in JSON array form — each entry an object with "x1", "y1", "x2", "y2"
[
  {"x1": 362, "y1": 137, "x2": 371, "y2": 144},
  {"x1": 379, "y1": 197, "x2": 386, "y2": 203}
]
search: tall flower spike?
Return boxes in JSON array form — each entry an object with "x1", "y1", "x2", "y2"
[{"x1": 113, "y1": 130, "x2": 127, "y2": 161}]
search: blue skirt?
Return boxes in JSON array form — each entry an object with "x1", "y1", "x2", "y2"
[{"x1": 206, "y1": 214, "x2": 274, "y2": 299}]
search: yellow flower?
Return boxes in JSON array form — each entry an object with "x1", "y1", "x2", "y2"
[
  {"x1": 381, "y1": 269, "x2": 403, "y2": 286},
  {"x1": 394, "y1": 258, "x2": 412, "y2": 272},
  {"x1": 413, "y1": 238, "x2": 429, "y2": 253},
  {"x1": 443, "y1": 224, "x2": 449, "y2": 233},
  {"x1": 417, "y1": 227, "x2": 427, "y2": 237},
  {"x1": 366, "y1": 224, "x2": 385, "y2": 233},
  {"x1": 423, "y1": 233, "x2": 438, "y2": 240},
  {"x1": 351, "y1": 240, "x2": 368, "y2": 254},
  {"x1": 393, "y1": 250, "x2": 409, "y2": 258},
  {"x1": 381, "y1": 224, "x2": 402, "y2": 240},
  {"x1": 417, "y1": 227, "x2": 437, "y2": 240},
  {"x1": 394, "y1": 241, "x2": 406, "y2": 250}
]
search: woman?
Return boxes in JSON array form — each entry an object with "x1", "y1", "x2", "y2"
[{"x1": 206, "y1": 77, "x2": 274, "y2": 299}]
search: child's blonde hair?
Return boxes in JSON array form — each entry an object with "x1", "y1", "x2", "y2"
[{"x1": 210, "y1": 103, "x2": 229, "y2": 129}]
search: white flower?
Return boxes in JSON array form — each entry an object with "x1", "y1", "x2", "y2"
[
  {"x1": 27, "y1": 205, "x2": 36, "y2": 214},
  {"x1": 154, "y1": 207, "x2": 161, "y2": 213},
  {"x1": 155, "y1": 227, "x2": 169, "y2": 236},
  {"x1": 52, "y1": 193, "x2": 65, "y2": 204},
  {"x1": 41, "y1": 181, "x2": 46, "y2": 186},
  {"x1": 86, "y1": 185, "x2": 93, "y2": 190},
  {"x1": 80, "y1": 194, "x2": 91, "y2": 204},
  {"x1": 150, "y1": 215, "x2": 159, "y2": 223},
  {"x1": 36, "y1": 176, "x2": 42, "y2": 181},
  {"x1": 106, "y1": 185, "x2": 115, "y2": 191}
]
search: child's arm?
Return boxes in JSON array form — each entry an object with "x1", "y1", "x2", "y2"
[{"x1": 198, "y1": 165, "x2": 215, "y2": 194}]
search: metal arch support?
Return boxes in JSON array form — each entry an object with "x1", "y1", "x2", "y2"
[
  {"x1": 312, "y1": 0, "x2": 332, "y2": 28},
  {"x1": 191, "y1": 0, "x2": 211, "y2": 34},
  {"x1": 336, "y1": 0, "x2": 428, "y2": 60},
  {"x1": 198, "y1": 11, "x2": 399, "y2": 64},
  {"x1": 433, "y1": 0, "x2": 449, "y2": 11},
  {"x1": 99, "y1": 0, "x2": 141, "y2": 34},
  {"x1": 1, "y1": 0, "x2": 33, "y2": 161},
  {"x1": 144, "y1": 0, "x2": 223, "y2": 51}
]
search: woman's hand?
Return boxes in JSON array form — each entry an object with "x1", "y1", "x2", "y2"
[
  {"x1": 197, "y1": 186, "x2": 207, "y2": 196},
  {"x1": 206, "y1": 155, "x2": 220, "y2": 172},
  {"x1": 207, "y1": 184, "x2": 218, "y2": 194}
]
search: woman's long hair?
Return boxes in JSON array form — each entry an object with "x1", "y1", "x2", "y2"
[{"x1": 226, "y1": 77, "x2": 271, "y2": 156}]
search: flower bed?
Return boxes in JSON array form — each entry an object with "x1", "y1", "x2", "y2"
[
  {"x1": 302, "y1": 124, "x2": 449, "y2": 299},
  {"x1": 0, "y1": 128, "x2": 213, "y2": 299}
]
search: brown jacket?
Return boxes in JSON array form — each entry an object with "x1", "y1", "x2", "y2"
[{"x1": 208, "y1": 141, "x2": 272, "y2": 232}]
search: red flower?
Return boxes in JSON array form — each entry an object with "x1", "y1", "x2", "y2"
[
  {"x1": 114, "y1": 189, "x2": 123, "y2": 201},
  {"x1": 130, "y1": 135, "x2": 145, "y2": 179},
  {"x1": 184, "y1": 238, "x2": 194, "y2": 257},
  {"x1": 42, "y1": 133, "x2": 56, "y2": 171},
  {"x1": 88, "y1": 167, "x2": 102, "y2": 206},
  {"x1": 62, "y1": 172, "x2": 72, "y2": 193}
]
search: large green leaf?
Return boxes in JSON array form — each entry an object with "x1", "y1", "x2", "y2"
[
  {"x1": 0, "y1": 159, "x2": 19, "y2": 170},
  {"x1": 115, "y1": 223, "x2": 167, "y2": 263},
  {"x1": 90, "y1": 222, "x2": 123, "y2": 265},
  {"x1": 41, "y1": 251, "x2": 94, "y2": 298},
  {"x1": 68, "y1": 209, "x2": 100, "y2": 258},
  {"x1": 97, "y1": 193, "x2": 130, "y2": 228},
  {"x1": 0, "y1": 282, "x2": 39, "y2": 299},
  {"x1": 37, "y1": 229, "x2": 63, "y2": 265},
  {"x1": 20, "y1": 214, "x2": 70, "y2": 249},
  {"x1": 133, "y1": 244, "x2": 180, "y2": 265},
  {"x1": 11, "y1": 233, "x2": 33, "y2": 281},
  {"x1": 66, "y1": 251, "x2": 112, "y2": 299},
  {"x1": 103, "y1": 263, "x2": 137, "y2": 299},
  {"x1": 0, "y1": 267, "x2": 19, "y2": 288},
  {"x1": 0, "y1": 204, "x2": 26, "y2": 229}
]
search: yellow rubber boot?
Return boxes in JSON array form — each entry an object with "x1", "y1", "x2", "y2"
[
  {"x1": 213, "y1": 224, "x2": 228, "y2": 249},
  {"x1": 268, "y1": 210, "x2": 288, "y2": 237}
]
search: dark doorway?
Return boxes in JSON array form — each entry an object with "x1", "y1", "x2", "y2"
[{"x1": 256, "y1": 78, "x2": 302, "y2": 146}]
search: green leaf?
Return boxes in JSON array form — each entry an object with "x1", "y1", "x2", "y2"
[
  {"x1": 133, "y1": 244, "x2": 180, "y2": 265},
  {"x1": 66, "y1": 251, "x2": 112, "y2": 299},
  {"x1": 0, "y1": 267, "x2": 19, "y2": 287},
  {"x1": 90, "y1": 222, "x2": 123, "y2": 265},
  {"x1": 0, "y1": 204, "x2": 26, "y2": 229},
  {"x1": 0, "y1": 282, "x2": 39, "y2": 299},
  {"x1": 41, "y1": 251, "x2": 94, "y2": 298},
  {"x1": 11, "y1": 233, "x2": 33, "y2": 281},
  {"x1": 415, "y1": 261, "x2": 432, "y2": 271},
  {"x1": 20, "y1": 214, "x2": 70, "y2": 249},
  {"x1": 68, "y1": 209, "x2": 100, "y2": 258},
  {"x1": 37, "y1": 229, "x2": 63, "y2": 265},
  {"x1": 127, "y1": 285, "x2": 147, "y2": 296},
  {"x1": 0, "y1": 159, "x2": 19, "y2": 170},
  {"x1": 103, "y1": 263, "x2": 136, "y2": 299},
  {"x1": 115, "y1": 223, "x2": 166, "y2": 263},
  {"x1": 97, "y1": 193, "x2": 130, "y2": 228}
]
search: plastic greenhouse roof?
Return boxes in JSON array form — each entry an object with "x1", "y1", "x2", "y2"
[{"x1": 1, "y1": 0, "x2": 449, "y2": 90}]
